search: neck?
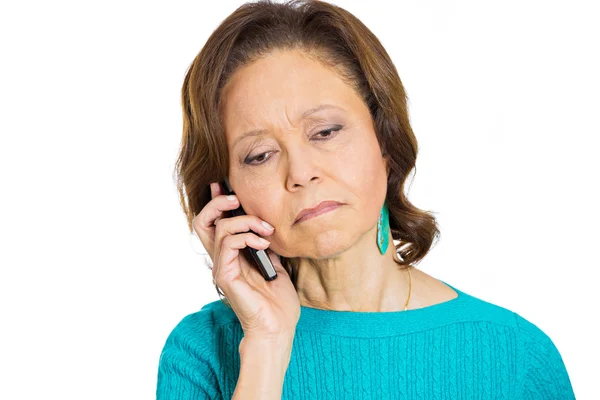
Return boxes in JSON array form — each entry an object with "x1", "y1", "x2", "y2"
[{"x1": 293, "y1": 225, "x2": 411, "y2": 312}]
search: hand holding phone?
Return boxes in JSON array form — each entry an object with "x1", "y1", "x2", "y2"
[
  {"x1": 220, "y1": 177, "x2": 277, "y2": 281},
  {"x1": 191, "y1": 178, "x2": 300, "y2": 340}
]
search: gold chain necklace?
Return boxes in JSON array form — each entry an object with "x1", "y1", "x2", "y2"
[{"x1": 404, "y1": 265, "x2": 413, "y2": 311}]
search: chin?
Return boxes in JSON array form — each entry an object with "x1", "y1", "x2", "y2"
[{"x1": 307, "y1": 230, "x2": 354, "y2": 259}]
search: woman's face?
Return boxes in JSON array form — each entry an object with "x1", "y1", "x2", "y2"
[{"x1": 220, "y1": 49, "x2": 389, "y2": 259}]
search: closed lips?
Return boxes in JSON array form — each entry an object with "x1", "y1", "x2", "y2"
[{"x1": 295, "y1": 201, "x2": 343, "y2": 223}]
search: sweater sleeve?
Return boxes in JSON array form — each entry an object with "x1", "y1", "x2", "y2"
[
  {"x1": 156, "y1": 314, "x2": 222, "y2": 400},
  {"x1": 514, "y1": 312, "x2": 576, "y2": 399}
]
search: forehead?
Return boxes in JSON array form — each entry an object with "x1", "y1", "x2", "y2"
[{"x1": 220, "y1": 50, "x2": 360, "y2": 137}]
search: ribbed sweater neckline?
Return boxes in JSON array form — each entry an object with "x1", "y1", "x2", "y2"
[{"x1": 295, "y1": 281, "x2": 471, "y2": 337}]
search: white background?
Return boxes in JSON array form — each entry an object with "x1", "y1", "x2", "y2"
[{"x1": 1, "y1": 0, "x2": 597, "y2": 398}]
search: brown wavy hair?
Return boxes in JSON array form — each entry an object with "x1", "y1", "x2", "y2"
[{"x1": 173, "y1": 0, "x2": 441, "y2": 295}]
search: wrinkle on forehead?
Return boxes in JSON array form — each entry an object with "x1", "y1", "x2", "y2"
[{"x1": 219, "y1": 51, "x2": 355, "y2": 145}]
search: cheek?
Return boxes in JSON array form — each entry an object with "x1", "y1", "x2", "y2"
[
  {"x1": 337, "y1": 133, "x2": 388, "y2": 223},
  {"x1": 337, "y1": 133, "x2": 386, "y2": 191},
  {"x1": 233, "y1": 180, "x2": 279, "y2": 217}
]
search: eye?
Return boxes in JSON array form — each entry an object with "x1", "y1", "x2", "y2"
[
  {"x1": 312, "y1": 125, "x2": 343, "y2": 141},
  {"x1": 244, "y1": 125, "x2": 343, "y2": 166}
]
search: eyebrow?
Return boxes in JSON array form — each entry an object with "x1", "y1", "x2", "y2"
[{"x1": 232, "y1": 104, "x2": 345, "y2": 148}]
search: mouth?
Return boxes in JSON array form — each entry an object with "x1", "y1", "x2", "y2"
[{"x1": 294, "y1": 201, "x2": 344, "y2": 224}]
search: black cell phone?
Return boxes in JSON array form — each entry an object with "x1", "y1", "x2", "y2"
[{"x1": 219, "y1": 177, "x2": 278, "y2": 281}]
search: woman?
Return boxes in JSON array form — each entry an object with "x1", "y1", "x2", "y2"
[{"x1": 157, "y1": 1, "x2": 575, "y2": 398}]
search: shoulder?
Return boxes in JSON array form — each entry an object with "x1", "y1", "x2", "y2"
[
  {"x1": 459, "y1": 287, "x2": 568, "y2": 359},
  {"x1": 512, "y1": 311, "x2": 559, "y2": 345},
  {"x1": 419, "y1": 272, "x2": 519, "y2": 329},
  {"x1": 511, "y1": 312, "x2": 576, "y2": 398},
  {"x1": 438, "y1": 281, "x2": 522, "y2": 329},
  {"x1": 171, "y1": 299, "x2": 238, "y2": 337},
  {"x1": 451, "y1": 284, "x2": 566, "y2": 343},
  {"x1": 159, "y1": 300, "x2": 238, "y2": 359},
  {"x1": 511, "y1": 310, "x2": 567, "y2": 363},
  {"x1": 446, "y1": 282, "x2": 569, "y2": 355},
  {"x1": 456, "y1": 287, "x2": 576, "y2": 398},
  {"x1": 156, "y1": 300, "x2": 238, "y2": 399}
]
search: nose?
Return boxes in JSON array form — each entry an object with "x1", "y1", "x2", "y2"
[{"x1": 284, "y1": 145, "x2": 323, "y2": 192}]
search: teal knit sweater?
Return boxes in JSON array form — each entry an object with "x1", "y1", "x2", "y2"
[{"x1": 156, "y1": 282, "x2": 575, "y2": 399}]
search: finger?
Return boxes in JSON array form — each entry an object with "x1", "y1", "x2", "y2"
[
  {"x1": 210, "y1": 181, "x2": 223, "y2": 199},
  {"x1": 213, "y1": 231, "x2": 271, "y2": 284},
  {"x1": 207, "y1": 182, "x2": 224, "y2": 225},
  {"x1": 214, "y1": 213, "x2": 275, "y2": 252},
  {"x1": 196, "y1": 182, "x2": 223, "y2": 230},
  {"x1": 192, "y1": 192, "x2": 240, "y2": 263},
  {"x1": 194, "y1": 194, "x2": 240, "y2": 234}
]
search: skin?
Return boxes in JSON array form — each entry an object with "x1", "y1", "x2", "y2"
[{"x1": 220, "y1": 49, "x2": 458, "y2": 312}]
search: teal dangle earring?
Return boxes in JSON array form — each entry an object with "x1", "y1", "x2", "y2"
[{"x1": 377, "y1": 200, "x2": 390, "y2": 254}]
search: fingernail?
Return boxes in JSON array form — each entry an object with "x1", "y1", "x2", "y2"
[
  {"x1": 226, "y1": 195, "x2": 237, "y2": 201},
  {"x1": 261, "y1": 220, "x2": 274, "y2": 230},
  {"x1": 259, "y1": 237, "x2": 270, "y2": 245}
]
